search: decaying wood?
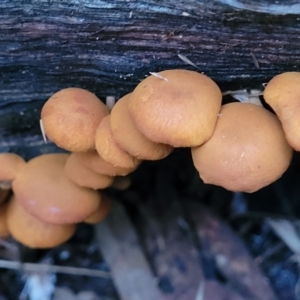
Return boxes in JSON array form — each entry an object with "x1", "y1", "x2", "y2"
[
  {"x1": 1, "y1": 0, "x2": 300, "y2": 150},
  {"x1": 187, "y1": 202, "x2": 278, "y2": 300},
  {"x1": 95, "y1": 200, "x2": 163, "y2": 300},
  {"x1": 136, "y1": 198, "x2": 251, "y2": 300},
  {"x1": 137, "y1": 201, "x2": 204, "y2": 300}
]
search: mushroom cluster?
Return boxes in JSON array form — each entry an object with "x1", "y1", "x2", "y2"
[
  {"x1": 0, "y1": 152, "x2": 112, "y2": 248},
  {"x1": 1, "y1": 69, "x2": 296, "y2": 248}
]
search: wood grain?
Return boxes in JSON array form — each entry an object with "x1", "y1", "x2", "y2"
[{"x1": 1, "y1": 0, "x2": 300, "y2": 150}]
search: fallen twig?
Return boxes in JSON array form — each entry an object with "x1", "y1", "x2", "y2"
[{"x1": 0, "y1": 259, "x2": 110, "y2": 278}]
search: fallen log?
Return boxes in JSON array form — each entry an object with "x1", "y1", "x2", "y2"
[{"x1": 1, "y1": 1, "x2": 300, "y2": 151}]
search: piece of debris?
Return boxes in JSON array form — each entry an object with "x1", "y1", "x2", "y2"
[
  {"x1": 178, "y1": 54, "x2": 200, "y2": 70},
  {"x1": 95, "y1": 200, "x2": 163, "y2": 300}
]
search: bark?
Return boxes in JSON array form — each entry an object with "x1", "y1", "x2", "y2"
[{"x1": 1, "y1": 0, "x2": 300, "y2": 150}]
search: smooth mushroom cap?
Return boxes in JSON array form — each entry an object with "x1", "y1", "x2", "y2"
[
  {"x1": 12, "y1": 153, "x2": 101, "y2": 224},
  {"x1": 95, "y1": 115, "x2": 141, "y2": 169},
  {"x1": 192, "y1": 102, "x2": 293, "y2": 193},
  {"x1": 41, "y1": 88, "x2": 109, "y2": 152},
  {"x1": 264, "y1": 72, "x2": 300, "y2": 151},
  {"x1": 64, "y1": 154, "x2": 114, "y2": 190},
  {"x1": 0, "y1": 153, "x2": 26, "y2": 189},
  {"x1": 128, "y1": 69, "x2": 222, "y2": 147},
  {"x1": 84, "y1": 195, "x2": 111, "y2": 224},
  {"x1": 0, "y1": 202, "x2": 9, "y2": 238},
  {"x1": 110, "y1": 93, "x2": 173, "y2": 160},
  {"x1": 66, "y1": 151, "x2": 134, "y2": 176},
  {"x1": 7, "y1": 196, "x2": 76, "y2": 249}
]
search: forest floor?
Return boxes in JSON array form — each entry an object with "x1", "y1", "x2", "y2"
[{"x1": 0, "y1": 148, "x2": 299, "y2": 300}]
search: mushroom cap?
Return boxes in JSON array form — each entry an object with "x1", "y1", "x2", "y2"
[
  {"x1": 128, "y1": 69, "x2": 222, "y2": 147},
  {"x1": 110, "y1": 93, "x2": 173, "y2": 160},
  {"x1": 192, "y1": 102, "x2": 293, "y2": 193},
  {"x1": 264, "y1": 72, "x2": 300, "y2": 151},
  {"x1": 7, "y1": 196, "x2": 76, "y2": 248},
  {"x1": 12, "y1": 153, "x2": 101, "y2": 224},
  {"x1": 67, "y1": 150, "x2": 133, "y2": 176},
  {"x1": 95, "y1": 115, "x2": 141, "y2": 169},
  {"x1": 84, "y1": 195, "x2": 111, "y2": 224},
  {"x1": 64, "y1": 153, "x2": 114, "y2": 190},
  {"x1": 41, "y1": 88, "x2": 109, "y2": 152},
  {"x1": 0, "y1": 153, "x2": 26, "y2": 188}
]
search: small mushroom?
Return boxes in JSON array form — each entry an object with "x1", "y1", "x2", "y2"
[
  {"x1": 128, "y1": 69, "x2": 222, "y2": 147},
  {"x1": 12, "y1": 153, "x2": 101, "y2": 224},
  {"x1": 264, "y1": 72, "x2": 300, "y2": 151},
  {"x1": 64, "y1": 153, "x2": 114, "y2": 190},
  {"x1": 7, "y1": 196, "x2": 76, "y2": 248},
  {"x1": 84, "y1": 195, "x2": 112, "y2": 224},
  {"x1": 65, "y1": 150, "x2": 134, "y2": 176},
  {"x1": 95, "y1": 115, "x2": 141, "y2": 169},
  {"x1": 41, "y1": 87, "x2": 109, "y2": 152},
  {"x1": 110, "y1": 93, "x2": 173, "y2": 160},
  {"x1": 192, "y1": 102, "x2": 293, "y2": 193}
]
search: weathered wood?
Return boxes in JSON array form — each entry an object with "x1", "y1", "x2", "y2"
[
  {"x1": 95, "y1": 200, "x2": 163, "y2": 300},
  {"x1": 137, "y1": 201, "x2": 204, "y2": 300},
  {"x1": 1, "y1": 0, "x2": 300, "y2": 149},
  {"x1": 187, "y1": 203, "x2": 278, "y2": 300}
]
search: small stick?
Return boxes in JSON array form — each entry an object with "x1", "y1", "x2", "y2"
[
  {"x1": 267, "y1": 218, "x2": 300, "y2": 255},
  {"x1": 149, "y1": 72, "x2": 168, "y2": 82},
  {"x1": 0, "y1": 238, "x2": 18, "y2": 252},
  {"x1": 250, "y1": 52, "x2": 260, "y2": 68},
  {"x1": 39, "y1": 119, "x2": 48, "y2": 144},
  {"x1": 178, "y1": 54, "x2": 201, "y2": 70},
  {"x1": 0, "y1": 259, "x2": 110, "y2": 278}
]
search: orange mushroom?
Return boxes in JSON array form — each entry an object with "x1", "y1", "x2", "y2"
[
  {"x1": 110, "y1": 93, "x2": 173, "y2": 160},
  {"x1": 64, "y1": 153, "x2": 114, "y2": 190},
  {"x1": 65, "y1": 150, "x2": 134, "y2": 177},
  {"x1": 264, "y1": 72, "x2": 300, "y2": 151},
  {"x1": 7, "y1": 196, "x2": 76, "y2": 248},
  {"x1": 128, "y1": 69, "x2": 222, "y2": 147},
  {"x1": 84, "y1": 195, "x2": 112, "y2": 224},
  {"x1": 95, "y1": 115, "x2": 141, "y2": 169},
  {"x1": 12, "y1": 153, "x2": 101, "y2": 224},
  {"x1": 192, "y1": 102, "x2": 293, "y2": 193},
  {"x1": 41, "y1": 88, "x2": 109, "y2": 152}
]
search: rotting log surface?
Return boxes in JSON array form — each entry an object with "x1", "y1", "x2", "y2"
[{"x1": 1, "y1": 0, "x2": 300, "y2": 152}]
